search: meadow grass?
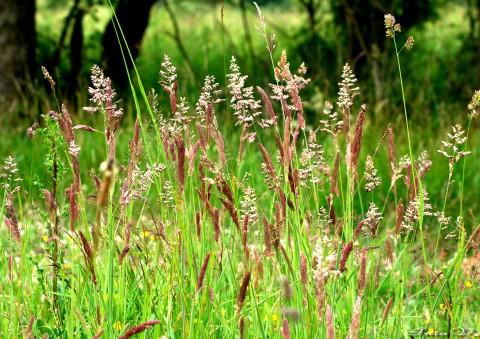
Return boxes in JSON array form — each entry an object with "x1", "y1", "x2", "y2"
[{"x1": 1, "y1": 6, "x2": 480, "y2": 339}]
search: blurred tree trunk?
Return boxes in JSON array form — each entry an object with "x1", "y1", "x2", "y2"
[
  {"x1": 0, "y1": 0, "x2": 36, "y2": 111},
  {"x1": 102, "y1": 0, "x2": 157, "y2": 88},
  {"x1": 68, "y1": 7, "x2": 85, "y2": 100},
  {"x1": 298, "y1": 0, "x2": 319, "y2": 36},
  {"x1": 239, "y1": 0, "x2": 256, "y2": 64},
  {"x1": 162, "y1": 0, "x2": 197, "y2": 85},
  {"x1": 334, "y1": 0, "x2": 433, "y2": 67}
]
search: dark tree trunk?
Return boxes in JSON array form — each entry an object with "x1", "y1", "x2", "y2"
[
  {"x1": 239, "y1": 0, "x2": 256, "y2": 64},
  {"x1": 334, "y1": 0, "x2": 433, "y2": 67},
  {"x1": 102, "y1": 0, "x2": 157, "y2": 88},
  {"x1": 68, "y1": 7, "x2": 85, "y2": 99},
  {"x1": 0, "y1": 0, "x2": 36, "y2": 111}
]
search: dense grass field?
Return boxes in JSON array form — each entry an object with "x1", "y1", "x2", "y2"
[{"x1": 2, "y1": 4, "x2": 480, "y2": 339}]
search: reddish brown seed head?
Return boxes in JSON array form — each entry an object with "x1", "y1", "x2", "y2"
[{"x1": 237, "y1": 271, "x2": 252, "y2": 313}]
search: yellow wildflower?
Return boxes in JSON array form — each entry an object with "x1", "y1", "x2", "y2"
[
  {"x1": 113, "y1": 321, "x2": 122, "y2": 331},
  {"x1": 272, "y1": 314, "x2": 279, "y2": 326}
]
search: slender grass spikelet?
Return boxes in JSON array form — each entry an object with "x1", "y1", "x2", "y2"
[
  {"x1": 118, "y1": 320, "x2": 160, "y2": 339},
  {"x1": 196, "y1": 253, "x2": 211, "y2": 292},
  {"x1": 237, "y1": 271, "x2": 252, "y2": 314}
]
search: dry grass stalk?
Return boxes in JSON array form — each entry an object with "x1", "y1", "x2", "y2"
[
  {"x1": 118, "y1": 222, "x2": 132, "y2": 265},
  {"x1": 330, "y1": 151, "x2": 340, "y2": 196},
  {"x1": 212, "y1": 129, "x2": 227, "y2": 167},
  {"x1": 385, "y1": 238, "x2": 394, "y2": 264},
  {"x1": 300, "y1": 253, "x2": 308, "y2": 286},
  {"x1": 118, "y1": 320, "x2": 160, "y2": 339},
  {"x1": 275, "y1": 135, "x2": 285, "y2": 165},
  {"x1": 325, "y1": 304, "x2": 335, "y2": 339},
  {"x1": 239, "y1": 317, "x2": 245, "y2": 339},
  {"x1": 316, "y1": 277, "x2": 325, "y2": 320},
  {"x1": 242, "y1": 214, "x2": 249, "y2": 259},
  {"x1": 387, "y1": 127, "x2": 396, "y2": 195},
  {"x1": 394, "y1": 202, "x2": 404, "y2": 235},
  {"x1": 93, "y1": 329, "x2": 104, "y2": 339},
  {"x1": 120, "y1": 119, "x2": 142, "y2": 206},
  {"x1": 4, "y1": 217, "x2": 20, "y2": 243},
  {"x1": 283, "y1": 115, "x2": 291, "y2": 167},
  {"x1": 257, "y1": 86, "x2": 277, "y2": 125},
  {"x1": 349, "y1": 105, "x2": 366, "y2": 178},
  {"x1": 42, "y1": 188, "x2": 61, "y2": 309},
  {"x1": 292, "y1": 104, "x2": 305, "y2": 149},
  {"x1": 272, "y1": 204, "x2": 282, "y2": 247},
  {"x1": 79, "y1": 231, "x2": 97, "y2": 285},
  {"x1": 161, "y1": 81, "x2": 178, "y2": 114},
  {"x1": 280, "y1": 276, "x2": 292, "y2": 301},
  {"x1": 102, "y1": 84, "x2": 123, "y2": 162},
  {"x1": 220, "y1": 198, "x2": 240, "y2": 231},
  {"x1": 23, "y1": 316, "x2": 34, "y2": 339},
  {"x1": 96, "y1": 305, "x2": 101, "y2": 325},
  {"x1": 277, "y1": 189, "x2": 287, "y2": 220},
  {"x1": 358, "y1": 249, "x2": 367, "y2": 295},
  {"x1": 281, "y1": 319, "x2": 291, "y2": 339},
  {"x1": 5, "y1": 193, "x2": 20, "y2": 242},
  {"x1": 175, "y1": 136, "x2": 186, "y2": 192},
  {"x1": 466, "y1": 225, "x2": 480, "y2": 251},
  {"x1": 43, "y1": 189, "x2": 57, "y2": 215},
  {"x1": 353, "y1": 221, "x2": 365, "y2": 240},
  {"x1": 195, "y1": 212, "x2": 202, "y2": 238},
  {"x1": 258, "y1": 143, "x2": 278, "y2": 183},
  {"x1": 280, "y1": 244, "x2": 294, "y2": 276},
  {"x1": 7, "y1": 255, "x2": 13, "y2": 281},
  {"x1": 94, "y1": 159, "x2": 114, "y2": 249},
  {"x1": 339, "y1": 241, "x2": 354, "y2": 272},
  {"x1": 213, "y1": 208, "x2": 221, "y2": 242},
  {"x1": 216, "y1": 175, "x2": 234, "y2": 203},
  {"x1": 216, "y1": 176, "x2": 240, "y2": 231},
  {"x1": 253, "y1": 249, "x2": 264, "y2": 287},
  {"x1": 188, "y1": 139, "x2": 202, "y2": 175},
  {"x1": 50, "y1": 105, "x2": 82, "y2": 194},
  {"x1": 263, "y1": 216, "x2": 273, "y2": 256},
  {"x1": 381, "y1": 298, "x2": 394, "y2": 325},
  {"x1": 96, "y1": 160, "x2": 114, "y2": 208},
  {"x1": 346, "y1": 296, "x2": 362, "y2": 339},
  {"x1": 327, "y1": 194, "x2": 336, "y2": 227},
  {"x1": 288, "y1": 165, "x2": 299, "y2": 197},
  {"x1": 65, "y1": 185, "x2": 78, "y2": 231},
  {"x1": 196, "y1": 253, "x2": 211, "y2": 292},
  {"x1": 237, "y1": 271, "x2": 252, "y2": 314}
]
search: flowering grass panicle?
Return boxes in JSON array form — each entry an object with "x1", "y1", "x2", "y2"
[
  {"x1": 227, "y1": 56, "x2": 262, "y2": 129},
  {"x1": 299, "y1": 132, "x2": 328, "y2": 185},
  {"x1": 404, "y1": 36, "x2": 414, "y2": 50},
  {"x1": 41, "y1": 66, "x2": 56, "y2": 91},
  {"x1": 384, "y1": 14, "x2": 401, "y2": 38},
  {"x1": 437, "y1": 124, "x2": 471, "y2": 166},
  {"x1": 159, "y1": 54, "x2": 177, "y2": 91},
  {"x1": 337, "y1": 63, "x2": 360, "y2": 116},
  {"x1": 401, "y1": 188, "x2": 433, "y2": 232},
  {"x1": 2, "y1": 8, "x2": 479, "y2": 338},
  {"x1": 1, "y1": 155, "x2": 22, "y2": 193},
  {"x1": 196, "y1": 75, "x2": 224, "y2": 125},
  {"x1": 240, "y1": 185, "x2": 258, "y2": 226},
  {"x1": 320, "y1": 100, "x2": 342, "y2": 135},
  {"x1": 468, "y1": 90, "x2": 480, "y2": 118},
  {"x1": 364, "y1": 155, "x2": 381, "y2": 192},
  {"x1": 363, "y1": 203, "x2": 383, "y2": 236}
]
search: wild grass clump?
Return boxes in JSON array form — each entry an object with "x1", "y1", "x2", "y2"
[{"x1": 1, "y1": 9, "x2": 480, "y2": 339}]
